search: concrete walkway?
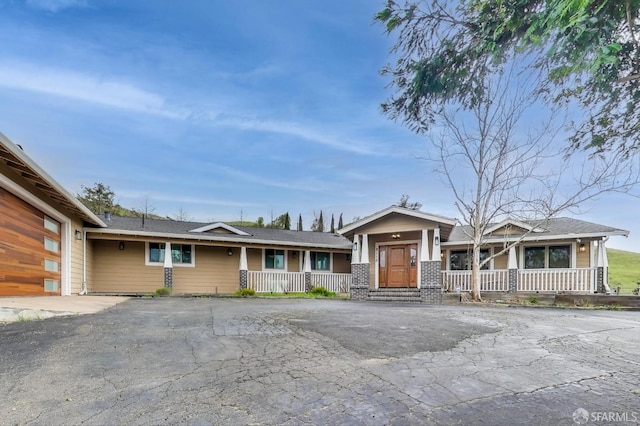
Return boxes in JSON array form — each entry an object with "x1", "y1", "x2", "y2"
[{"x1": 0, "y1": 295, "x2": 129, "y2": 323}]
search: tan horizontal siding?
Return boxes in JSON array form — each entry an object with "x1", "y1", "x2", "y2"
[
  {"x1": 173, "y1": 246, "x2": 239, "y2": 294},
  {"x1": 333, "y1": 253, "x2": 350, "y2": 273},
  {"x1": 92, "y1": 240, "x2": 163, "y2": 293},
  {"x1": 69, "y1": 217, "x2": 85, "y2": 294}
]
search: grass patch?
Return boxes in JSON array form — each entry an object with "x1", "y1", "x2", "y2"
[
  {"x1": 235, "y1": 288, "x2": 256, "y2": 297},
  {"x1": 527, "y1": 296, "x2": 538, "y2": 305},
  {"x1": 608, "y1": 248, "x2": 640, "y2": 294}
]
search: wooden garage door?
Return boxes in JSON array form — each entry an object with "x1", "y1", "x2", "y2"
[{"x1": 0, "y1": 187, "x2": 62, "y2": 296}]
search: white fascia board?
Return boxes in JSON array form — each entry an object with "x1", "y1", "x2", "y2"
[
  {"x1": 441, "y1": 230, "x2": 629, "y2": 246},
  {"x1": 86, "y1": 228, "x2": 352, "y2": 250},
  {"x1": 338, "y1": 205, "x2": 457, "y2": 234},
  {"x1": 0, "y1": 132, "x2": 106, "y2": 227},
  {"x1": 189, "y1": 222, "x2": 251, "y2": 235}
]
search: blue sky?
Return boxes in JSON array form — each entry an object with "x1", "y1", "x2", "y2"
[{"x1": 1, "y1": 0, "x2": 638, "y2": 252}]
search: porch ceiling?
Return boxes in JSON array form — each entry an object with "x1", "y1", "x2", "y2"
[{"x1": 0, "y1": 133, "x2": 105, "y2": 227}]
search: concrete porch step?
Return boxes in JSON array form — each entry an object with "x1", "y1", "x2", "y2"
[{"x1": 368, "y1": 288, "x2": 422, "y2": 302}]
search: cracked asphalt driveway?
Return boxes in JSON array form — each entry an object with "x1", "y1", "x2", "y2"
[{"x1": 1, "y1": 299, "x2": 639, "y2": 425}]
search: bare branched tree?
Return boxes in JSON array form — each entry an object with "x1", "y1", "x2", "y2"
[
  {"x1": 429, "y1": 69, "x2": 638, "y2": 301},
  {"x1": 173, "y1": 207, "x2": 192, "y2": 222}
]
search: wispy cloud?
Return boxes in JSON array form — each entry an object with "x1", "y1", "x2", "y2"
[
  {"x1": 0, "y1": 60, "x2": 385, "y2": 156},
  {"x1": 25, "y1": 0, "x2": 87, "y2": 13},
  {"x1": 0, "y1": 62, "x2": 184, "y2": 118},
  {"x1": 215, "y1": 165, "x2": 328, "y2": 192},
  {"x1": 215, "y1": 116, "x2": 382, "y2": 156}
]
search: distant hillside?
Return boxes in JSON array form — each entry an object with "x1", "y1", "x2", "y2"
[{"x1": 607, "y1": 248, "x2": 640, "y2": 294}]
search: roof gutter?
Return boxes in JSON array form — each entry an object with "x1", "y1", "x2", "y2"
[{"x1": 85, "y1": 228, "x2": 353, "y2": 250}]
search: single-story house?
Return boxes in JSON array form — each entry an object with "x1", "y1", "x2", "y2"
[{"x1": 0, "y1": 133, "x2": 629, "y2": 302}]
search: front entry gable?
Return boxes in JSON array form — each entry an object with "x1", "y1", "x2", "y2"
[{"x1": 338, "y1": 205, "x2": 456, "y2": 240}]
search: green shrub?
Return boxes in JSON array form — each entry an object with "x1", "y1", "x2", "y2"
[
  {"x1": 309, "y1": 286, "x2": 336, "y2": 297},
  {"x1": 236, "y1": 288, "x2": 256, "y2": 297},
  {"x1": 528, "y1": 296, "x2": 538, "y2": 305},
  {"x1": 155, "y1": 287, "x2": 172, "y2": 297}
]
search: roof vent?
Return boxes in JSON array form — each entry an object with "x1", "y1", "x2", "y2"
[{"x1": 104, "y1": 211, "x2": 111, "y2": 221}]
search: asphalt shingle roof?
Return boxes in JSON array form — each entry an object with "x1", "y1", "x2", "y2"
[
  {"x1": 446, "y1": 217, "x2": 628, "y2": 243},
  {"x1": 94, "y1": 216, "x2": 352, "y2": 249}
]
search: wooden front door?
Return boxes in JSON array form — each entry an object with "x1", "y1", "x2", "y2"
[{"x1": 378, "y1": 244, "x2": 417, "y2": 288}]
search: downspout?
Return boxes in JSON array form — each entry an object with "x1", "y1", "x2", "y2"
[{"x1": 79, "y1": 229, "x2": 87, "y2": 295}]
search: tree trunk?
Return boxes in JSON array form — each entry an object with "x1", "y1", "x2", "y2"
[{"x1": 471, "y1": 245, "x2": 482, "y2": 302}]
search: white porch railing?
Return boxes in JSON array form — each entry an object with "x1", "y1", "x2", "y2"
[
  {"x1": 442, "y1": 270, "x2": 510, "y2": 292},
  {"x1": 247, "y1": 271, "x2": 352, "y2": 293},
  {"x1": 310, "y1": 273, "x2": 351, "y2": 293},
  {"x1": 247, "y1": 271, "x2": 306, "y2": 293},
  {"x1": 518, "y1": 268, "x2": 595, "y2": 293}
]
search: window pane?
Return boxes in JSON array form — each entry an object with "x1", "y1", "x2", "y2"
[
  {"x1": 149, "y1": 243, "x2": 165, "y2": 263},
  {"x1": 450, "y1": 251, "x2": 467, "y2": 270},
  {"x1": 181, "y1": 245, "x2": 192, "y2": 264},
  {"x1": 410, "y1": 248, "x2": 416, "y2": 267},
  {"x1": 265, "y1": 249, "x2": 284, "y2": 269},
  {"x1": 172, "y1": 246, "x2": 182, "y2": 263},
  {"x1": 379, "y1": 249, "x2": 386, "y2": 268},
  {"x1": 312, "y1": 252, "x2": 330, "y2": 271},
  {"x1": 524, "y1": 247, "x2": 545, "y2": 269},
  {"x1": 479, "y1": 249, "x2": 490, "y2": 270},
  {"x1": 44, "y1": 216, "x2": 59, "y2": 234},
  {"x1": 549, "y1": 245, "x2": 570, "y2": 268},
  {"x1": 44, "y1": 238, "x2": 59, "y2": 253},
  {"x1": 44, "y1": 259, "x2": 59, "y2": 272},
  {"x1": 44, "y1": 279, "x2": 58, "y2": 292}
]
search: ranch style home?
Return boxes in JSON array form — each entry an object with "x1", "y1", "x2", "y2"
[{"x1": 0, "y1": 132, "x2": 629, "y2": 302}]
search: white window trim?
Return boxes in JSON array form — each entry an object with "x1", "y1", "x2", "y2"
[
  {"x1": 310, "y1": 251, "x2": 333, "y2": 273},
  {"x1": 374, "y1": 240, "x2": 421, "y2": 289},
  {"x1": 0, "y1": 175, "x2": 72, "y2": 295},
  {"x1": 145, "y1": 242, "x2": 196, "y2": 267},
  {"x1": 519, "y1": 242, "x2": 576, "y2": 269},
  {"x1": 262, "y1": 248, "x2": 288, "y2": 271}
]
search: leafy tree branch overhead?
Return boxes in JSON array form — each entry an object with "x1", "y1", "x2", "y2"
[{"x1": 376, "y1": 0, "x2": 640, "y2": 155}]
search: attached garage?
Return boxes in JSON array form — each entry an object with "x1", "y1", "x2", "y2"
[
  {"x1": 0, "y1": 187, "x2": 62, "y2": 295},
  {"x1": 0, "y1": 132, "x2": 106, "y2": 296}
]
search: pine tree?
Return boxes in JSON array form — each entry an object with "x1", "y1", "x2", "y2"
[
  {"x1": 284, "y1": 212, "x2": 291, "y2": 230},
  {"x1": 297, "y1": 214, "x2": 303, "y2": 231},
  {"x1": 338, "y1": 213, "x2": 343, "y2": 229},
  {"x1": 330, "y1": 214, "x2": 335, "y2": 233}
]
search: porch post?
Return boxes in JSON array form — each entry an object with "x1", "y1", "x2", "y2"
[
  {"x1": 602, "y1": 241, "x2": 610, "y2": 291},
  {"x1": 419, "y1": 229, "x2": 430, "y2": 290},
  {"x1": 304, "y1": 250, "x2": 312, "y2": 292},
  {"x1": 163, "y1": 242, "x2": 173, "y2": 290},
  {"x1": 351, "y1": 235, "x2": 360, "y2": 264},
  {"x1": 239, "y1": 246, "x2": 248, "y2": 290},
  {"x1": 596, "y1": 240, "x2": 606, "y2": 293},
  {"x1": 421, "y1": 229, "x2": 442, "y2": 304},
  {"x1": 349, "y1": 234, "x2": 369, "y2": 300},
  {"x1": 507, "y1": 246, "x2": 518, "y2": 293}
]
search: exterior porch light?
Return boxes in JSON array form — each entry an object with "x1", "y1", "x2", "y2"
[
  {"x1": 227, "y1": 248, "x2": 233, "y2": 256},
  {"x1": 74, "y1": 229, "x2": 82, "y2": 240},
  {"x1": 434, "y1": 235, "x2": 440, "y2": 245},
  {"x1": 391, "y1": 233, "x2": 401, "y2": 239},
  {"x1": 579, "y1": 243, "x2": 586, "y2": 252},
  {"x1": 118, "y1": 242, "x2": 125, "y2": 250}
]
